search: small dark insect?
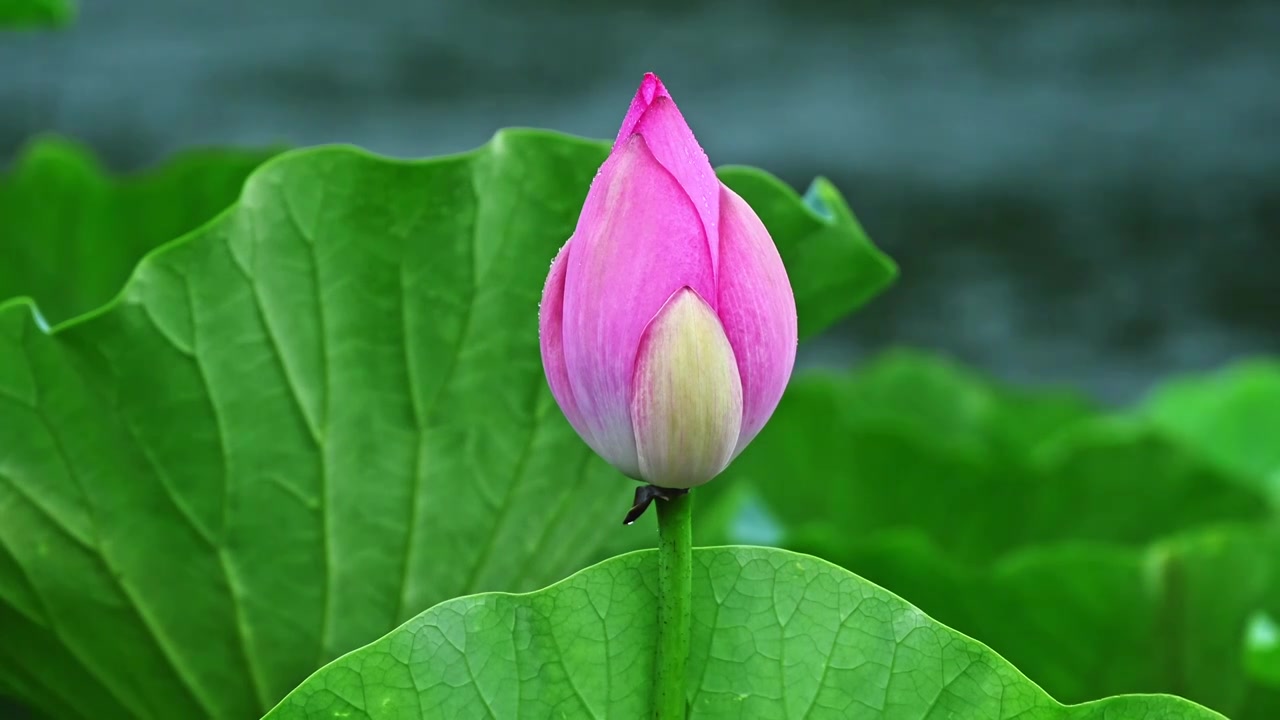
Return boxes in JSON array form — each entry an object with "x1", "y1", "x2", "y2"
[{"x1": 622, "y1": 484, "x2": 689, "y2": 525}]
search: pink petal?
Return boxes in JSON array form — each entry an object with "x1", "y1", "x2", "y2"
[
  {"x1": 613, "y1": 72, "x2": 670, "y2": 148},
  {"x1": 613, "y1": 73, "x2": 721, "y2": 284},
  {"x1": 716, "y1": 183, "x2": 798, "y2": 459},
  {"x1": 630, "y1": 96, "x2": 721, "y2": 284},
  {"x1": 538, "y1": 240, "x2": 593, "y2": 445},
  {"x1": 562, "y1": 134, "x2": 716, "y2": 478},
  {"x1": 631, "y1": 287, "x2": 743, "y2": 489}
]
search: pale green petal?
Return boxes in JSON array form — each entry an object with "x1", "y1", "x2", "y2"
[{"x1": 631, "y1": 288, "x2": 742, "y2": 488}]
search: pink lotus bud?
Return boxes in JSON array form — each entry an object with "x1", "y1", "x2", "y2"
[{"x1": 539, "y1": 73, "x2": 797, "y2": 489}]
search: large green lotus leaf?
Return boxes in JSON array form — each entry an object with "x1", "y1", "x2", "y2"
[
  {"x1": 793, "y1": 525, "x2": 1280, "y2": 719},
  {"x1": 264, "y1": 546, "x2": 1223, "y2": 719},
  {"x1": 0, "y1": 137, "x2": 278, "y2": 324},
  {"x1": 0, "y1": 139, "x2": 896, "y2": 336},
  {"x1": 1143, "y1": 360, "x2": 1280, "y2": 502},
  {"x1": 719, "y1": 169, "x2": 897, "y2": 338},
  {"x1": 725, "y1": 371, "x2": 1268, "y2": 564},
  {"x1": 0, "y1": 0, "x2": 73, "y2": 27},
  {"x1": 0, "y1": 130, "x2": 895, "y2": 720}
]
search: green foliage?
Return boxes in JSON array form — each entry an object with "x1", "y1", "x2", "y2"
[
  {"x1": 725, "y1": 353, "x2": 1267, "y2": 563},
  {"x1": 3, "y1": 132, "x2": 1273, "y2": 720},
  {"x1": 264, "y1": 547, "x2": 1223, "y2": 720},
  {"x1": 0, "y1": 0, "x2": 73, "y2": 28},
  {"x1": 711, "y1": 351, "x2": 1280, "y2": 719},
  {"x1": 801, "y1": 526, "x2": 1280, "y2": 717},
  {"x1": 1143, "y1": 360, "x2": 1280, "y2": 502},
  {"x1": 1246, "y1": 612, "x2": 1280, "y2": 688},
  {"x1": 721, "y1": 170, "x2": 897, "y2": 338},
  {"x1": 0, "y1": 131, "x2": 895, "y2": 719},
  {"x1": 0, "y1": 137, "x2": 278, "y2": 324}
]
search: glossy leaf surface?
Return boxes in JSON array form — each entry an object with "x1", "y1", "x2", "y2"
[{"x1": 0, "y1": 131, "x2": 894, "y2": 719}]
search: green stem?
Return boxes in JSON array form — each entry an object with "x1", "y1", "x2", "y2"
[{"x1": 654, "y1": 490, "x2": 692, "y2": 720}]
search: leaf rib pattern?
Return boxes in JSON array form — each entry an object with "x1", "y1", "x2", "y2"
[
  {"x1": 264, "y1": 548, "x2": 1226, "y2": 719},
  {"x1": 0, "y1": 130, "x2": 896, "y2": 719}
]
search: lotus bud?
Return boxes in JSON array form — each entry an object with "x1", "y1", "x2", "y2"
[{"x1": 539, "y1": 72, "x2": 797, "y2": 489}]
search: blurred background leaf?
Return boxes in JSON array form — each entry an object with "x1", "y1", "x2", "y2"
[
  {"x1": 695, "y1": 351, "x2": 1280, "y2": 719},
  {"x1": 799, "y1": 525, "x2": 1280, "y2": 718},
  {"x1": 1144, "y1": 361, "x2": 1280, "y2": 503},
  {"x1": 0, "y1": 0, "x2": 73, "y2": 29},
  {"x1": 718, "y1": 359, "x2": 1267, "y2": 561},
  {"x1": 1246, "y1": 611, "x2": 1280, "y2": 689},
  {"x1": 0, "y1": 138, "x2": 278, "y2": 325}
]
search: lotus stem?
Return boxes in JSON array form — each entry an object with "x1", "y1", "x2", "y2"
[{"x1": 654, "y1": 490, "x2": 692, "y2": 719}]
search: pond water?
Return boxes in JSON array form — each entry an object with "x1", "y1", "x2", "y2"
[{"x1": 2, "y1": 0, "x2": 1277, "y2": 403}]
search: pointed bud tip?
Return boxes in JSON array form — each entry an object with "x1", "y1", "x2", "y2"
[
  {"x1": 615, "y1": 73, "x2": 675, "y2": 148},
  {"x1": 638, "y1": 72, "x2": 668, "y2": 104}
]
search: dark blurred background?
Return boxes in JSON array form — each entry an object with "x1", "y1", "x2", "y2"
[{"x1": 2, "y1": 0, "x2": 1278, "y2": 403}]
